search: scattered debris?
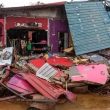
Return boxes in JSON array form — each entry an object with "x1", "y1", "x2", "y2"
[
  {"x1": 7, "y1": 75, "x2": 35, "y2": 93},
  {"x1": 0, "y1": 47, "x2": 13, "y2": 65},
  {"x1": 71, "y1": 64, "x2": 108, "y2": 85},
  {"x1": 0, "y1": 46, "x2": 110, "y2": 109},
  {"x1": 46, "y1": 56, "x2": 73, "y2": 67},
  {"x1": 22, "y1": 73, "x2": 66, "y2": 100},
  {"x1": 36, "y1": 63, "x2": 58, "y2": 82}
]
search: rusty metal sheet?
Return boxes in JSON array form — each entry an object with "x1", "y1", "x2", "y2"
[{"x1": 22, "y1": 74, "x2": 65, "y2": 99}]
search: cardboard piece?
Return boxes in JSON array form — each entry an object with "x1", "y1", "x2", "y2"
[{"x1": 0, "y1": 47, "x2": 13, "y2": 65}]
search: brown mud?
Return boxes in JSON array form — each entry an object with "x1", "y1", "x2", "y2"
[{"x1": 0, "y1": 94, "x2": 110, "y2": 110}]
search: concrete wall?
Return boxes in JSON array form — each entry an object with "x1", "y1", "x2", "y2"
[
  {"x1": 1, "y1": 7, "x2": 68, "y2": 46},
  {"x1": 3, "y1": 7, "x2": 66, "y2": 19},
  {"x1": 6, "y1": 17, "x2": 48, "y2": 30}
]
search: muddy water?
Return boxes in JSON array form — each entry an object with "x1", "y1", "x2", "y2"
[
  {"x1": 0, "y1": 94, "x2": 110, "y2": 110},
  {"x1": 0, "y1": 101, "x2": 30, "y2": 110},
  {"x1": 55, "y1": 94, "x2": 110, "y2": 110}
]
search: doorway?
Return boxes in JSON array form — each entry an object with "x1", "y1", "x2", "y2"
[{"x1": 58, "y1": 32, "x2": 69, "y2": 53}]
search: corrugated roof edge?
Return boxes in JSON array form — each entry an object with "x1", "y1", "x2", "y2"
[{"x1": 0, "y1": 1, "x2": 66, "y2": 11}]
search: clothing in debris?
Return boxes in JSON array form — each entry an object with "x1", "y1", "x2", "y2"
[
  {"x1": 43, "y1": 45, "x2": 51, "y2": 53},
  {"x1": 27, "y1": 41, "x2": 32, "y2": 50},
  {"x1": 15, "y1": 38, "x2": 21, "y2": 54},
  {"x1": 21, "y1": 40, "x2": 27, "y2": 56},
  {"x1": 27, "y1": 41, "x2": 32, "y2": 56}
]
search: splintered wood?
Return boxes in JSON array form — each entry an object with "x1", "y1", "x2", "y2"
[{"x1": 27, "y1": 63, "x2": 38, "y2": 73}]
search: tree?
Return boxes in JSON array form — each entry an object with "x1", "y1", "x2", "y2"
[
  {"x1": 36, "y1": 1, "x2": 44, "y2": 5},
  {"x1": 0, "y1": 4, "x2": 4, "y2": 8},
  {"x1": 29, "y1": 1, "x2": 44, "y2": 6}
]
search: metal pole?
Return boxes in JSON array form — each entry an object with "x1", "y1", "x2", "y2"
[
  {"x1": 0, "y1": 91, "x2": 35, "y2": 101},
  {"x1": 0, "y1": 82, "x2": 26, "y2": 99},
  {"x1": 9, "y1": 99, "x2": 58, "y2": 103}
]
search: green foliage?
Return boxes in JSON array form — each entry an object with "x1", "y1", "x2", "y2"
[
  {"x1": 37, "y1": 1, "x2": 44, "y2": 5},
  {"x1": 29, "y1": 1, "x2": 44, "y2": 5},
  {"x1": 0, "y1": 4, "x2": 4, "y2": 8}
]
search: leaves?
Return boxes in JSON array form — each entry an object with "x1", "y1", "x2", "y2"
[
  {"x1": 0, "y1": 3, "x2": 4, "y2": 8},
  {"x1": 29, "y1": 1, "x2": 44, "y2": 6}
]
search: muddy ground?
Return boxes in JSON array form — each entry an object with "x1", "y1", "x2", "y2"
[{"x1": 0, "y1": 94, "x2": 110, "y2": 110}]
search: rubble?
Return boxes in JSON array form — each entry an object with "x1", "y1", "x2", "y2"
[
  {"x1": 71, "y1": 64, "x2": 108, "y2": 85},
  {"x1": 0, "y1": 47, "x2": 13, "y2": 65},
  {"x1": 0, "y1": 47, "x2": 110, "y2": 109},
  {"x1": 7, "y1": 75, "x2": 35, "y2": 93},
  {"x1": 36, "y1": 63, "x2": 58, "y2": 82}
]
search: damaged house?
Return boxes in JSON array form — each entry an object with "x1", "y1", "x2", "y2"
[
  {"x1": 0, "y1": 2, "x2": 110, "y2": 109},
  {"x1": 0, "y1": 1, "x2": 110, "y2": 55},
  {"x1": 0, "y1": 2, "x2": 71, "y2": 55}
]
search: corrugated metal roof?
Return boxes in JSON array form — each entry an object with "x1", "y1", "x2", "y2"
[{"x1": 65, "y1": 1, "x2": 110, "y2": 55}]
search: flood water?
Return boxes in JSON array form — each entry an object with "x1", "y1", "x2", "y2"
[{"x1": 0, "y1": 94, "x2": 110, "y2": 110}]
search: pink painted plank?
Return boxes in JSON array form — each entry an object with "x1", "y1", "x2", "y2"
[
  {"x1": 7, "y1": 75, "x2": 35, "y2": 93},
  {"x1": 71, "y1": 64, "x2": 108, "y2": 84}
]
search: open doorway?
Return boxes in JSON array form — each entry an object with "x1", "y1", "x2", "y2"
[
  {"x1": 32, "y1": 30, "x2": 47, "y2": 54},
  {"x1": 58, "y1": 32, "x2": 69, "y2": 53}
]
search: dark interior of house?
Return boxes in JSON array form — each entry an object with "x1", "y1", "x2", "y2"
[
  {"x1": 7, "y1": 29, "x2": 28, "y2": 39},
  {"x1": 32, "y1": 30, "x2": 47, "y2": 52},
  {"x1": 59, "y1": 32, "x2": 64, "y2": 52},
  {"x1": 7, "y1": 28, "x2": 47, "y2": 54}
]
